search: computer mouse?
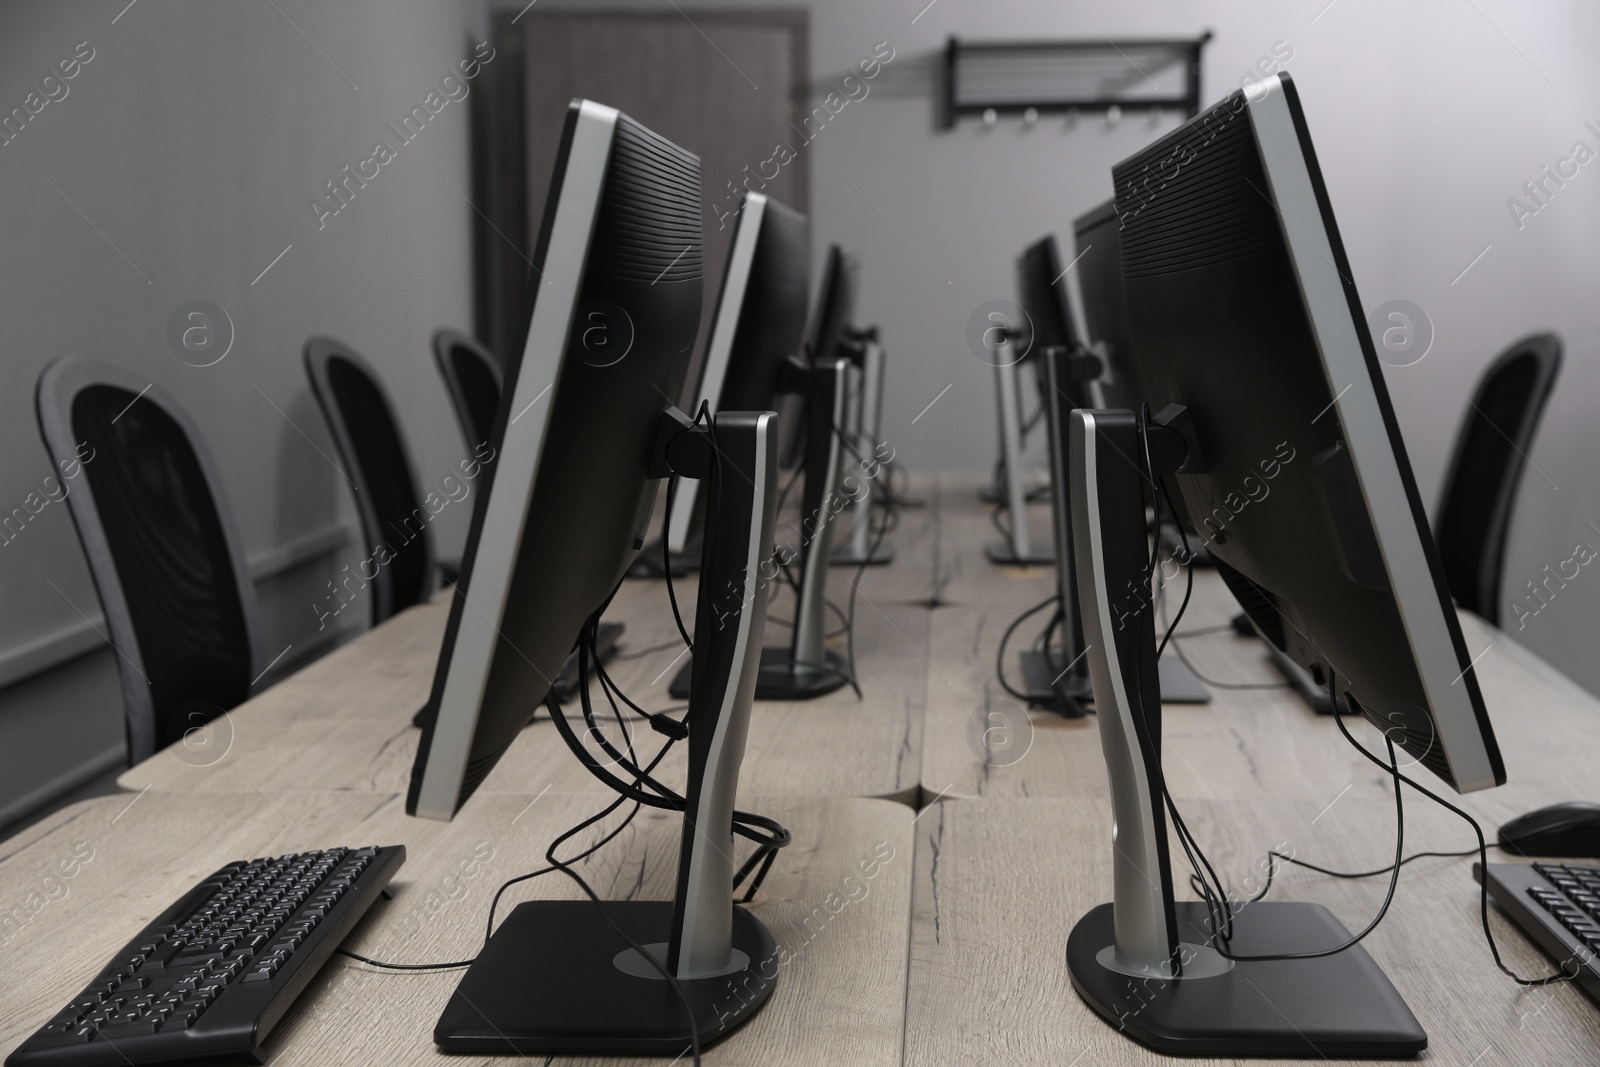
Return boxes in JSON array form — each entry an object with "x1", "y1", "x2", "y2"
[{"x1": 1498, "y1": 801, "x2": 1600, "y2": 858}]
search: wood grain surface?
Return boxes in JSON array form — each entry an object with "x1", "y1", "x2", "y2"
[{"x1": 0, "y1": 791, "x2": 912, "y2": 1066}]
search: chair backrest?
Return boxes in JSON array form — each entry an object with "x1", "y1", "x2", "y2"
[
  {"x1": 303, "y1": 336, "x2": 433, "y2": 626},
  {"x1": 35, "y1": 356, "x2": 264, "y2": 765},
  {"x1": 1435, "y1": 333, "x2": 1562, "y2": 626},
  {"x1": 431, "y1": 327, "x2": 503, "y2": 455}
]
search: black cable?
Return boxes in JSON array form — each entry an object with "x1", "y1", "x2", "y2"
[
  {"x1": 1126, "y1": 408, "x2": 1574, "y2": 984},
  {"x1": 1328, "y1": 705, "x2": 1579, "y2": 987},
  {"x1": 1218, "y1": 845, "x2": 1482, "y2": 909},
  {"x1": 335, "y1": 950, "x2": 475, "y2": 970},
  {"x1": 1167, "y1": 638, "x2": 1291, "y2": 691},
  {"x1": 1212, "y1": 732, "x2": 1408, "y2": 961},
  {"x1": 612, "y1": 638, "x2": 688, "y2": 661},
  {"x1": 995, "y1": 594, "x2": 1060, "y2": 704},
  {"x1": 545, "y1": 816, "x2": 703, "y2": 1067},
  {"x1": 660, "y1": 474, "x2": 694, "y2": 652}
]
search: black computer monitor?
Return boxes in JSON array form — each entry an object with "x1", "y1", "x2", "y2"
[
  {"x1": 661, "y1": 192, "x2": 809, "y2": 562},
  {"x1": 407, "y1": 99, "x2": 783, "y2": 1054},
  {"x1": 1071, "y1": 199, "x2": 1146, "y2": 411},
  {"x1": 1016, "y1": 236, "x2": 1082, "y2": 369},
  {"x1": 666, "y1": 236, "x2": 856, "y2": 702},
  {"x1": 1008, "y1": 236, "x2": 1094, "y2": 711},
  {"x1": 777, "y1": 243, "x2": 857, "y2": 468},
  {"x1": 1064, "y1": 73, "x2": 1505, "y2": 1056}
]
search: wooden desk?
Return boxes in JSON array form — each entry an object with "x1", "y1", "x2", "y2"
[
  {"x1": 117, "y1": 515, "x2": 933, "y2": 802},
  {"x1": 1, "y1": 791, "x2": 913, "y2": 1066},
  {"x1": 918, "y1": 480, "x2": 1600, "y2": 827},
  {"x1": 903, "y1": 796, "x2": 1600, "y2": 1066}
]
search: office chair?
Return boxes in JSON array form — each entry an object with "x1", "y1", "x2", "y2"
[
  {"x1": 35, "y1": 356, "x2": 265, "y2": 766},
  {"x1": 304, "y1": 336, "x2": 435, "y2": 627},
  {"x1": 1435, "y1": 332, "x2": 1562, "y2": 626},
  {"x1": 432, "y1": 327, "x2": 502, "y2": 455}
]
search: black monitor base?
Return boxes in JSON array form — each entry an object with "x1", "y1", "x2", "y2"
[
  {"x1": 984, "y1": 538, "x2": 1054, "y2": 566},
  {"x1": 1018, "y1": 650, "x2": 1209, "y2": 708},
  {"x1": 1017, "y1": 649, "x2": 1092, "y2": 716},
  {"x1": 1268, "y1": 644, "x2": 1352, "y2": 715},
  {"x1": 669, "y1": 646, "x2": 850, "y2": 701},
  {"x1": 434, "y1": 900, "x2": 777, "y2": 1056},
  {"x1": 627, "y1": 537, "x2": 700, "y2": 578},
  {"x1": 832, "y1": 539, "x2": 895, "y2": 566},
  {"x1": 1067, "y1": 901, "x2": 1426, "y2": 1058}
]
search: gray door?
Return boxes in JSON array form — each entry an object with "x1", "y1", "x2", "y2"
[{"x1": 481, "y1": 10, "x2": 809, "y2": 397}]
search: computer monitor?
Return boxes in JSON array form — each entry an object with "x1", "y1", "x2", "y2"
[
  {"x1": 657, "y1": 191, "x2": 809, "y2": 566},
  {"x1": 777, "y1": 243, "x2": 857, "y2": 468},
  {"x1": 1009, "y1": 236, "x2": 1095, "y2": 710},
  {"x1": 1071, "y1": 199, "x2": 1146, "y2": 412},
  {"x1": 1064, "y1": 73, "x2": 1505, "y2": 1056},
  {"x1": 407, "y1": 99, "x2": 782, "y2": 1054},
  {"x1": 666, "y1": 238, "x2": 857, "y2": 701}
]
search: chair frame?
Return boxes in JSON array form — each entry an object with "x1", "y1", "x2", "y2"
[
  {"x1": 432, "y1": 327, "x2": 503, "y2": 456},
  {"x1": 303, "y1": 336, "x2": 435, "y2": 626},
  {"x1": 35, "y1": 355, "x2": 265, "y2": 765}
]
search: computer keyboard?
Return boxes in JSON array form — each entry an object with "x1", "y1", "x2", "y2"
[
  {"x1": 1480, "y1": 860, "x2": 1600, "y2": 1001},
  {"x1": 7, "y1": 845, "x2": 404, "y2": 1066}
]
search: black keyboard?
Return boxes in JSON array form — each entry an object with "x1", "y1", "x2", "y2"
[
  {"x1": 7, "y1": 845, "x2": 404, "y2": 1066},
  {"x1": 1480, "y1": 861, "x2": 1600, "y2": 1001}
]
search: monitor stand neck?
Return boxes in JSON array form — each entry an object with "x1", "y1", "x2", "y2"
[
  {"x1": 985, "y1": 337, "x2": 1053, "y2": 566},
  {"x1": 1067, "y1": 408, "x2": 1187, "y2": 977},
  {"x1": 666, "y1": 409, "x2": 779, "y2": 977},
  {"x1": 1062, "y1": 407, "x2": 1427, "y2": 1058},
  {"x1": 1018, "y1": 346, "x2": 1096, "y2": 712},
  {"x1": 834, "y1": 334, "x2": 895, "y2": 566}
]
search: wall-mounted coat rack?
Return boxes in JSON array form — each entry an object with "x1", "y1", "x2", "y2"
[{"x1": 939, "y1": 32, "x2": 1212, "y2": 129}]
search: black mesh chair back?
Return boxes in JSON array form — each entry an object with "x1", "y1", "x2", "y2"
[
  {"x1": 432, "y1": 327, "x2": 503, "y2": 454},
  {"x1": 304, "y1": 337, "x2": 433, "y2": 626},
  {"x1": 1435, "y1": 333, "x2": 1562, "y2": 625},
  {"x1": 35, "y1": 356, "x2": 264, "y2": 765}
]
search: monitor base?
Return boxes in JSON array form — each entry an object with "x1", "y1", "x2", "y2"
[
  {"x1": 627, "y1": 537, "x2": 700, "y2": 578},
  {"x1": 984, "y1": 538, "x2": 1054, "y2": 566},
  {"x1": 1067, "y1": 901, "x2": 1426, "y2": 1058},
  {"x1": 669, "y1": 646, "x2": 850, "y2": 701},
  {"x1": 434, "y1": 900, "x2": 777, "y2": 1056},
  {"x1": 831, "y1": 539, "x2": 895, "y2": 566},
  {"x1": 1018, "y1": 651, "x2": 1209, "y2": 708},
  {"x1": 1268, "y1": 644, "x2": 1352, "y2": 715},
  {"x1": 411, "y1": 621, "x2": 623, "y2": 728},
  {"x1": 1017, "y1": 649, "x2": 1091, "y2": 717},
  {"x1": 1155, "y1": 654, "x2": 1211, "y2": 704}
]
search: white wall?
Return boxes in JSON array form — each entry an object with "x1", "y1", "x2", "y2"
[
  {"x1": 504, "y1": 0, "x2": 1600, "y2": 698},
  {"x1": 0, "y1": 0, "x2": 489, "y2": 828}
]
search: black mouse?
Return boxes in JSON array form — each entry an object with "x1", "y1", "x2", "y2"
[{"x1": 1499, "y1": 801, "x2": 1600, "y2": 858}]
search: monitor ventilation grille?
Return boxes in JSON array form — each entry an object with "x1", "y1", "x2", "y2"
[
  {"x1": 1112, "y1": 90, "x2": 1282, "y2": 279},
  {"x1": 588, "y1": 113, "x2": 704, "y2": 285}
]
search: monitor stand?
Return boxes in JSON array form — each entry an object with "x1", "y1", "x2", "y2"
[
  {"x1": 986, "y1": 338, "x2": 1053, "y2": 566},
  {"x1": 1063, "y1": 408, "x2": 1426, "y2": 1058},
  {"x1": 672, "y1": 358, "x2": 855, "y2": 701},
  {"x1": 832, "y1": 329, "x2": 894, "y2": 567},
  {"x1": 432, "y1": 409, "x2": 783, "y2": 1056}
]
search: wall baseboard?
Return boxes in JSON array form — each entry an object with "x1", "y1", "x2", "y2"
[
  {"x1": 0, "y1": 742, "x2": 124, "y2": 834},
  {"x1": 0, "y1": 523, "x2": 350, "y2": 690}
]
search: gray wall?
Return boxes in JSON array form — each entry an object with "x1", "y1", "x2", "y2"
[
  {"x1": 5, "y1": 0, "x2": 1599, "y2": 829},
  {"x1": 0, "y1": 0, "x2": 489, "y2": 829},
  {"x1": 504, "y1": 0, "x2": 1600, "y2": 699}
]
